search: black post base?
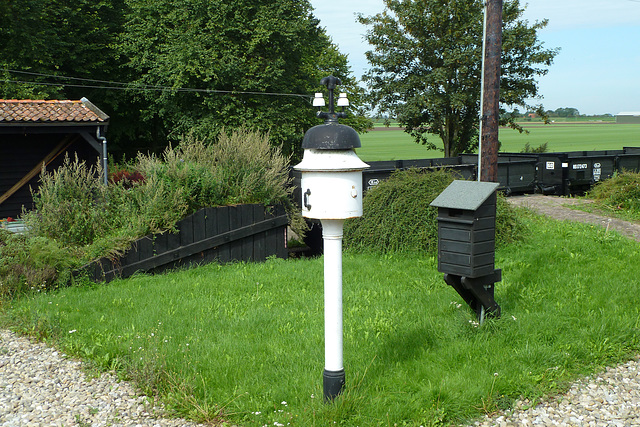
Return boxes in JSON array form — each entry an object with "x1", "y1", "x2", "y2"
[{"x1": 323, "y1": 369, "x2": 345, "y2": 402}]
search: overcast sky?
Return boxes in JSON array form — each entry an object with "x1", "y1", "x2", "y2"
[{"x1": 309, "y1": 0, "x2": 640, "y2": 115}]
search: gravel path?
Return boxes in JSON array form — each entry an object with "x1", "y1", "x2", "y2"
[
  {"x1": 470, "y1": 358, "x2": 640, "y2": 426},
  {"x1": 0, "y1": 330, "x2": 206, "y2": 426}
]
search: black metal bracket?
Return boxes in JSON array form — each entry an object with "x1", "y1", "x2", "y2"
[
  {"x1": 317, "y1": 75, "x2": 347, "y2": 122},
  {"x1": 444, "y1": 269, "x2": 502, "y2": 321}
]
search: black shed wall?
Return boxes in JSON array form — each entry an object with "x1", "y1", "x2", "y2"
[{"x1": 0, "y1": 134, "x2": 99, "y2": 218}]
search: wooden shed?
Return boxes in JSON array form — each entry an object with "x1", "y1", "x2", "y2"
[{"x1": 0, "y1": 98, "x2": 109, "y2": 218}]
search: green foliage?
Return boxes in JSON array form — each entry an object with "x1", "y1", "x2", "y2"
[
  {"x1": 5, "y1": 216, "x2": 640, "y2": 425},
  {"x1": 345, "y1": 169, "x2": 526, "y2": 253},
  {"x1": 0, "y1": 0, "x2": 126, "y2": 99},
  {"x1": 6, "y1": 128, "x2": 296, "y2": 295},
  {"x1": 0, "y1": 0, "x2": 371, "y2": 159},
  {"x1": 344, "y1": 169, "x2": 453, "y2": 252},
  {"x1": 495, "y1": 193, "x2": 528, "y2": 247},
  {"x1": 116, "y1": 0, "x2": 367, "y2": 158},
  {"x1": 26, "y1": 155, "x2": 111, "y2": 247},
  {"x1": 520, "y1": 141, "x2": 549, "y2": 153},
  {"x1": 552, "y1": 107, "x2": 581, "y2": 118},
  {"x1": 0, "y1": 231, "x2": 77, "y2": 299},
  {"x1": 141, "y1": 128, "x2": 293, "y2": 209},
  {"x1": 359, "y1": 0, "x2": 558, "y2": 156},
  {"x1": 588, "y1": 171, "x2": 640, "y2": 220}
]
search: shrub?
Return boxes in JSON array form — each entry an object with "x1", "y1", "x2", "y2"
[
  {"x1": 520, "y1": 142, "x2": 549, "y2": 153},
  {"x1": 0, "y1": 230, "x2": 76, "y2": 299},
  {"x1": 344, "y1": 168, "x2": 453, "y2": 253},
  {"x1": 588, "y1": 171, "x2": 640, "y2": 218},
  {"x1": 25, "y1": 154, "x2": 110, "y2": 247},
  {"x1": 7, "y1": 127, "x2": 298, "y2": 296},
  {"x1": 135, "y1": 128, "x2": 293, "y2": 211},
  {"x1": 344, "y1": 169, "x2": 526, "y2": 253}
]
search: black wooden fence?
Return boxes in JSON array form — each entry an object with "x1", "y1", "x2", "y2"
[{"x1": 81, "y1": 204, "x2": 288, "y2": 283}]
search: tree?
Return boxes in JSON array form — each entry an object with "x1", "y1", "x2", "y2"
[
  {"x1": 1, "y1": 0, "x2": 369, "y2": 159},
  {"x1": 0, "y1": 0, "x2": 139, "y2": 150},
  {"x1": 0, "y1": 0, "x2": 127, "y2": 96},
  {"x1": 358, "y1": 0, "x2": 558, "y2": 157},
  {"x1": 118, "y1": 0, "x2": 369, "y2": 158},
  {"x1": 555, "y1": 107, "x2": 580, "y2": 118}
]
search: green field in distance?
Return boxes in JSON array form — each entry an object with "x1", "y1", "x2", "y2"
[{"x1": 357, "y1": 122, "x2": 640, "y2": 162}]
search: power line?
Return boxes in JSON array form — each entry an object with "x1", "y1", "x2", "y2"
[{"x1": 2, "y1": 69, "x2": 314, "y2": 101}]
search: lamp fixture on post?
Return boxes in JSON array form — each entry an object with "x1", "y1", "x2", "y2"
[{"x1": 294, "y1": 76, "x2": 369, "y2": 402}]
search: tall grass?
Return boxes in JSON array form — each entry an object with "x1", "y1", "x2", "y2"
[
  {"x1": 588, "y1": 171, "x2": 640, "y2": 221},
  {"x1": 4, "y1": 213, "x2": 640, "y2": 426}
]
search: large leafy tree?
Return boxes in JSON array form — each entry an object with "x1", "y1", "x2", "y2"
[
  {"x1": 1, "y1": 0, "x2": 368, "y2": 159},
  {"x1": 359, "y1": 0, "x2": 557, "y2": 157},
  {"x1": 118, "y1": 0, "x2": 368, "y2": 158},
  {"x1": 0, "y1": 0, "x2": 126, "y2": 97},
  {"x1": 0, "y1": 0, "x2": 138, "y2": 150}
]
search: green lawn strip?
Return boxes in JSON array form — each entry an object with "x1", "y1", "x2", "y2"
[
  {"x1": 498, "y1": 123, "x2": 639, "y2": 153},
  {"x1": 358, "y1": 123, "x2": 640, "y2": 161},
  {"x1": 358, "y1": 129, "x2": 439, "y2": 161},
  {"x1": 3, "y1": 215, "x2": 640, "y2": 425}
]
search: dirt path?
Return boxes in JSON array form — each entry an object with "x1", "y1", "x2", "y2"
[{"x1": 507, "y1": 194, "x2": 640, "y2": 242}]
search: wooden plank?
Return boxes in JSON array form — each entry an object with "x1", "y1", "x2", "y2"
[
  {"x1": 241, "y1": 204, "x2": 255, "y2": 261},
  {"x1": 229, "y1": 205, "x2": 242, "y2": 261},
  {"x1": 123, "y1": 241, "x2": 140, "y2": 265},
  {"x1": 193, "y1": 209, "x2": 206, "y2": 242},
  {"x1": 264, "y1": 205, "x2": 278, "y2": 259},
  {"x1": 203, "y1": 207, "x2": 219, "y2": 263},
  {"x1": 253, "y1": 205, "x2": 266, "y2": 261},
  {"x1": 154, "y1": 233, "x2": 169, "y2": 255},
  {"x1": 180, "y1": 215, "x2": 194, "y2": 247},
  {"x1": 275, "y1": 205, "x2": 288, "y2": 259},
  {"x1": 167, "y1": 231, "x2": 180, "y2": 255},
  {"x1": 217, "y1": 206, "x2": 231, "y2": 263},
  {"x1": 114, "y1": 213, "x2": 288, "y2": 278},
  {"x1": 138, "y1": 237, "x2": 154, "y2": 261}
]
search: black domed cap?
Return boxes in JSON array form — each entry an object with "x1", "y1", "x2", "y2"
[{"x1": 302, "y1": 122, "x2": 361, "y2": 150}]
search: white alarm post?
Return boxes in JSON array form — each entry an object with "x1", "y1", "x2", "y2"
[{"x1": 294, "y1": 76, "x2": 369, "y2": 401}]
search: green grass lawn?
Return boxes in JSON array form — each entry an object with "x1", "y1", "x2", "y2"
[
  {"x1": 358, "y1": 123, "x2": 640, "y2": 162},
  {"x1": 4, "y1": 213, "x2": 640, "y2": 426}
]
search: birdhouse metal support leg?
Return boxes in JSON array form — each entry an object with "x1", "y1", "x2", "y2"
[{"x1": 444, "y1": 270, "x2": 502, "y2": 322}]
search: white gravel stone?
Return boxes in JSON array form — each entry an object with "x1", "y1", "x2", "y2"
[
  {"x1": 0, "y1": 330, "x2": 207, "y2": 426},
  {"x1": 469, "y1": 356, "x2": 640, "y2": 426}
]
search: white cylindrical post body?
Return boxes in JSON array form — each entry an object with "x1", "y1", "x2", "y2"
[
  {"x1": 294, "y1": 145, "x2": 368, "y2": 401},
  {"x1": 321, "y1": 219, "x2": 344, "y2": 371},
  {"x1": 321, "y1": 218, "x2": 346, "y2": 400}
]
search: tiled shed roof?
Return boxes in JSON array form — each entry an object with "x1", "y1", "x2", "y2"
[{"x1": 0, "y1": 98, "x2": 108, "y2": 123}]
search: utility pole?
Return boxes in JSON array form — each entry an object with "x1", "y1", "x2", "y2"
[{"x1": 479, "y1": 0, "x2": 503, "y2": 182}]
